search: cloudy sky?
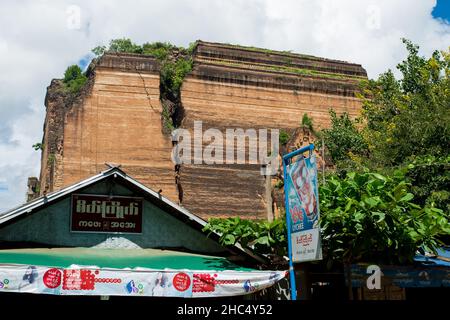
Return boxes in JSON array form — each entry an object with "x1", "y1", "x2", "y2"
[{"x1": 0, "y1": 0, "x2": 449, "y2": 211}]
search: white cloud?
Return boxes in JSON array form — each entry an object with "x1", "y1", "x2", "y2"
[
  {"x1": 0, "y1": 0, "x2": 448, "y2": 211},
  {"x1": 262, "y1": 0, "x2": 449, "y2": 78}
]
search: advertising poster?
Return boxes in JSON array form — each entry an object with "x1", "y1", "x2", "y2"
[
  {"x1": 0, "y1": 264, "x2": 286, "y2": 298},
  {"x1": 285, "y1": 153, "x2": 322, "y2": 263}
]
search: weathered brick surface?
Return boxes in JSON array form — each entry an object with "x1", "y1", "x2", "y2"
[
  {"x1": 38, "y1": 43, "x2": 367, "y2": 221},
  {"x1": 177, "y1": 42, "x2": 367, "y2": 219},
  {"x1": 40, "y1": 53, "x2": 177, "y2": 202}
]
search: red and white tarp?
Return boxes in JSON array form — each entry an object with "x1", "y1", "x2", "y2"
[{"x1": 0, "y1": 264, "x2": 287, "y2": 297}]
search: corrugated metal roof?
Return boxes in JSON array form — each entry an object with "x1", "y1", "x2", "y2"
[
  {"x1": 0, "y1": 247, "x2": 253, "y2": 270},
  {"x1": 415, "y1": 247, "x2": 450, "y2": 268}
]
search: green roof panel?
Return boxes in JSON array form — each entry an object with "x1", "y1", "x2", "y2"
[{"x1": 0, "y1": 248, "x2": 253, "y2": 271}]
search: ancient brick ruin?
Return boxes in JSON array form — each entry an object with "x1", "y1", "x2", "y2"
[{"x1": 35, "y1": 41, "x2": 367, "y2": 220}]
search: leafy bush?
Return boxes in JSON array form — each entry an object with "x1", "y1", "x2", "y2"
[
  {"x1": 32, "y1": 143, "x2": 43, "y2": 151},
  {"x1": 301, "y1": 113, "x2": 314, "y2": 131},
  {"x1": 92, "y1": 38, "x2": 143, "y2": 56},
  {"x1": 426, "y1": 190, "x2": 450, "y2": 214},
  {"x1": 203, "y1": 167, "x2": 449, "y2": 268},
  {"x1": 319, "y1": 110, "x2": 368, "y2": 163},
  {"x1": 187, "y1": 41, "x2": 198, "y2": 54},
  {"x1": 405, "y1": 155, "x2": 450, "y2": 213},
  {"x1": 142, "y1": 42, "x2": 177, "y2": 60},
  {"x1": 160, "y1": 57, "x2": 193, "y2": 99},
  {"x1": 279, "y1": 130, "x2": 290, "y2": 146},
  {"x1": 203, "y1": 217, "x2": 287, "y2": 256},
  {"x1": 63, "y1": 65, "x2": 87, "y2": 94},
  {"x1": 359, "y1": 39, "x2": 449, "y2": 166},
  {"x1": 64, "y1": 65, "x2": 82, "y2": 82},
  {"x1": 319, "y1": 169, "x2": 450, "y2": 265}
]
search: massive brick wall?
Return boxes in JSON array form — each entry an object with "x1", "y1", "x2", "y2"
[
  {"x1": 38, "y1": 42, "x2": 367, "y2": 221},
  {"x1": 39, "y1": 53, "x2": 177, "y2": 202},
  {"x1": 177, "y1": 41, "x2": 367, "y2": 219}
]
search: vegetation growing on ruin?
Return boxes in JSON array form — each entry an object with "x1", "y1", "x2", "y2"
[
  {"x1": 301, "y1": 113, "x2": 314, "y2": 132},
  {"x1": 63, "y1": 65, "x2": 88, "y2": 94},
  {"x1": 279, "y1": 129, "x2": 290, "y2": 145},
  {"x1": 160, "y1": 55, "x2": 193, "y2": 100},
  {"x1": 92, "y1": 38, "x2": 196, "y2": 131},
  {"x1": 274, "y1": 180, "x2": 284, "y2": 189},
  {"x1": 222, "y1": 42, "x2": 321, "y2": 60},
  {"x1": 32, "y1": 143, "x2": 43, "y2": 151},
  {"x1": 47, "y1": 153, "x2": 56, "y2": 166},
  {"x1": 206, "y1": 59, "x2": 358, "y2": 80}
]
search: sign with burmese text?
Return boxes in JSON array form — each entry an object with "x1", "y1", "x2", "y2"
[
  {"x1": 285, "y1": 153, "x2": 322, "y2": 262},
  {"x1": 71, "y1": 194, "x2": 143, "y2": 233}
]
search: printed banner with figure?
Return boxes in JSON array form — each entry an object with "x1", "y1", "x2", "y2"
[
  {"x1": 285, "y1": 152, "x2": 322, "y2": 263},
  {"x1": 0, "y1": 264, "x2": 287, "y2": 297}
]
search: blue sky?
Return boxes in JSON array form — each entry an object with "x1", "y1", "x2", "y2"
[
  {"x1": 78, "y1": 54, "x2": 94, "y2": 71},
  {"x1": 432, "y1": 0, "x2": 450, "y2": 21}
]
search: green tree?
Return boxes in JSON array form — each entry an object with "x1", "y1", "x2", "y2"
[
  {"x1": 64, "y1": 65, "x2": 82, "y2": 82},
  {"x1": 63, "y1": 65, "x2": 87, "y2": 94},
  {"x1": 142, "y1": 41, "x2": 175, "y2": 60},
  {"x1": 320, "y1": 40, "x2": 449, "y2": 210},
  {"x1": 160, "y1": 57, "x2": 193, "y2": 99},
  {"x1": 92, "y1": 38, "x2": 143, "y2": 56},
  {"x1": 360, "y1": 39, "x2": 450, "y2": 165},
  {"x1": 319, "y1": 110, "x2": 368, "y2": 164},
  {"x1": 406, "y1": 155, "x2": 450, "y2": 214}
]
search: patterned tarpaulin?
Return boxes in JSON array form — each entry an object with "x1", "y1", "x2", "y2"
[{"x1": 0, "y1": 248, "x2": 287, "y2": 297}]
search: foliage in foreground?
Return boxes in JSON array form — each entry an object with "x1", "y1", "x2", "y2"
[
  {"x1": 319, "y1": 170, "x2": 449, "y2": 266},
  {"x1": 406, "y1": 155, "x2": 450, "y2": 213},
  {"x1": 204, "y1": 169, "x2": 449, "y2": 266},
  {"x1": 203, "y1": 217, "x2": 287, "y2": 257},
  {"x1": 318, "y1": 110, "x2": 367, "y2": 162}
]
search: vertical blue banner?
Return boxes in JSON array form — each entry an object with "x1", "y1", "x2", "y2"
[{"x1": 283, "y1": 144, "x2": 322, "y2": 299}]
